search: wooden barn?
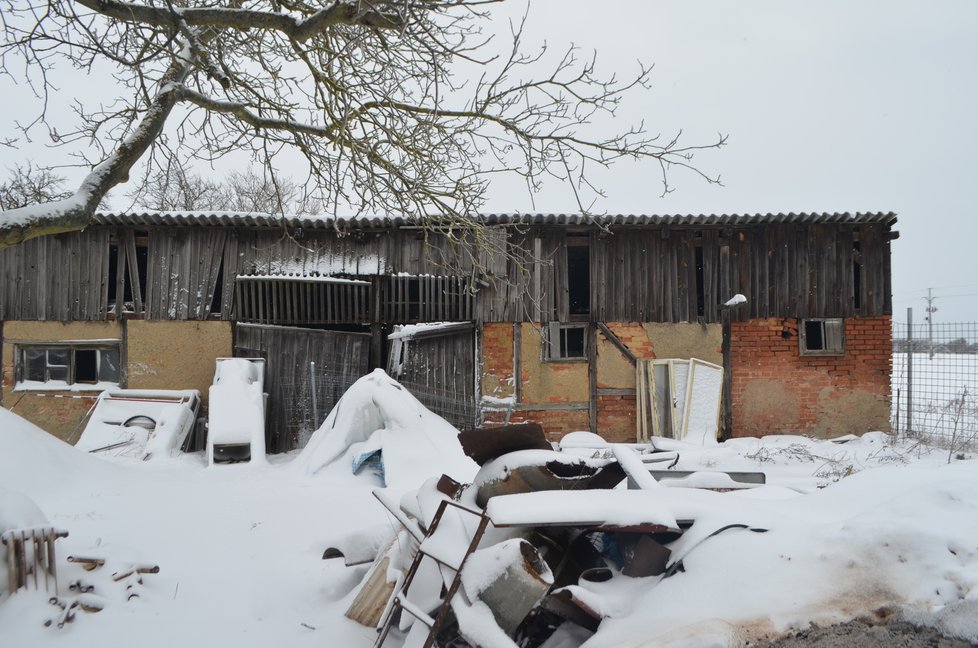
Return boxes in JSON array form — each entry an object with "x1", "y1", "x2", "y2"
[{"x1": 0, "y1": 211, "x2": 897, "y2": 449}]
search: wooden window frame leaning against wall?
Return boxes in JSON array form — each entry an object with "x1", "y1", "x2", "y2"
[
  {"x1": 15, "y1": 342, "x2": 122, "y2": 389},
  {"x1": 799, "y1": 318, "x2": 845, "y2": 356}
]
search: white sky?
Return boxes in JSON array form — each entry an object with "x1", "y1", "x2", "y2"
[{"x1": 2, "y1": 0, "x2": 977, "y2": 322}]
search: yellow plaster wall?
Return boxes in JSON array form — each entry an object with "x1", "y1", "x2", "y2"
[
  {"x1": 643, "y1": 322, "x2": 722, "y2": 365},
  {"x1": 519, "y1": 323, "x2": 589, "y2": 403},
  {"x1": 2, "y1": 321, "x2": 122, "y2": 441},
  {"x1": 126, "y1": 320, "x2": 232, "y2": 403}
]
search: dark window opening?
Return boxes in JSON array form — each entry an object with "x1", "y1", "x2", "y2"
[
  {"x1": 210, "y1": 256, "x2": 225, "y2": 316},
  {"x1": 567, "y1": 245, "x2": 590, "y2": 316},
  {"x1": 804, "y1": 320, "x2": 824, "y2": 350},
  {"x1": 75, "y1": 349, "x2": 98, "y2": 383},
  {"x1": 695, "y1": 246, "x2": 705, "y2": 317},
  {"x1": 108, "y1": 243, "x2": 119, "y2": 305},
  {"x1": 135, "y1": 235, "x2": 149, "y2": 304},
  {"x1": 562, "y1": 326, "x2": 586, "y2": 357}
]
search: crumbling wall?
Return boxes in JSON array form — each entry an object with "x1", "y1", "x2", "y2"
[
  {"x1": 730, "y1": 316, "x2": 891, "y2": 438},
  {"x1": 1, "y1": 321, "x2": 121, "y2": 441},
  {"x1": 126, "y1": 320, "x2": 232, "y2": 405}
]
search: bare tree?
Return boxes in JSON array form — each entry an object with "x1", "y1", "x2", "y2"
[
  {"x1": 129, "y1": 164, "x2": 228, "y2": 211},
  {"x1": 0, "y1": 0, "x2": 724, "y2": 250},
  {"x1": 0, "y1": 163, "x2": 72, "y2": 211}
]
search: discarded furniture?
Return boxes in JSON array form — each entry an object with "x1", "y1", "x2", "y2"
[
  {"x1": 207, "y1": 358, "x2": 267, "y2": 464},
  {"x1": 2, "y1": 526, "x2": 68, "y2": 595}
]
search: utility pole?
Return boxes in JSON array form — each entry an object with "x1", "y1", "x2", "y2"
[{"x1": 925, "y1": 288, "x2": 938, "y2": 359}]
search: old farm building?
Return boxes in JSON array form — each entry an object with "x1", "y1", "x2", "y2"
[{"x1": 0, "y1": 212, "x2": 897, "y2": 449}]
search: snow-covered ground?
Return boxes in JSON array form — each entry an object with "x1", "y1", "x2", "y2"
[{"x1": 2, "y1": 371, "x2": 977, "y2": 647}]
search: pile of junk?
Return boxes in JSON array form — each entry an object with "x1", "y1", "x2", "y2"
[{"x1": 325, "y1": 423, "x2": 768, "y2": 648}]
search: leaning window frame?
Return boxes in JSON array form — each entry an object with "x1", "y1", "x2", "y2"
[
  {"x1": 542, "y1": 322, "x2": 589, "y2": 362},
  {"x1": 14, "y1": 341, "x2": 123, "y2": 390},
  {"x1": 799, "y1": 318, "x2": 846, "y2": 356}
]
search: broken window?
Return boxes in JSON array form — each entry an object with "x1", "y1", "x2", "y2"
[
  {"x1": 16, "y1": 344, "x2": 121, "y2": 387},
  {"x1": 800, "y1": 318, "x2": 845, "y2": 356},
  {"x1": 544, "y1": 323, "x2": 588, "y2": 361}
]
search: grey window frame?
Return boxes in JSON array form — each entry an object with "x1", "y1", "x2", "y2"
[
  {"x1": 799, "y1": 318, "x2": 845, "y2": 356},
  {"x1": 543, "y1": 322, "x2": 588, "y2": 362},
  {"x1": 15, "y1": 343, "x2": 122, "y2": 387}
]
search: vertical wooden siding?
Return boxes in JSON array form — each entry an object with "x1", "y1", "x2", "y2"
[{"x1": 0, "y1": 229, "x2": 110, "y2": 321}]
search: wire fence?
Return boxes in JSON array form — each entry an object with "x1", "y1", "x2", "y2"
[
  {"x1": 397, "y1": 379, "x2": 481, "y2": 431},
  {"x1": 277, "y1": 367, "x2": 363, "y2": 450},
  {"x1": 891, "y1": 315, "x2": 978, "y2": 451}
]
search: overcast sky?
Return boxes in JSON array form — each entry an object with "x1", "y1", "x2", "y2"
[{"x1": 2, "y1": 1, "x2": 976, "y2": 322}]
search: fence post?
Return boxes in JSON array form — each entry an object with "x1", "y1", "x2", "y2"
[
  {"x1": 906, "y1": 307, "x2": 913, "y2": 436},
  {"x1": 310, "y1": 361, "x2": 319, "y2": 429}
]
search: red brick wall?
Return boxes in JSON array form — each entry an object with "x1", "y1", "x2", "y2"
[
  {"x1": 481, "y1": 322, "x2": 515, "y2": 400},
  {"x1": 730, "y1": 316, "x2": 892, "y2": 438}
]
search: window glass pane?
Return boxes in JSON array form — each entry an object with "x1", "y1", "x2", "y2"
[
  {"x1": 47, "y1": 366, "x2": 69, "y2": 382},
  {"x1": 99, "y1": 348, "x2": 121, "y2": 383},
  {"x1": 562, "y1": 327, "x2": 586, "y2": 358},
  {"x1": 24, "y1": 349, "x2": 46, "y2": 382},
  {"x1": 47, "y1": 348, "x2": 69, "y2": 367}
]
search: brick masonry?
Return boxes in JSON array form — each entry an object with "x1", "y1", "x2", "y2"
[
  {"x1": 482, "y1": 317, "x2": 892, "y2": 441},
  {"x1": 729, "y1": 316, "x2": 892, "y2": 438}
]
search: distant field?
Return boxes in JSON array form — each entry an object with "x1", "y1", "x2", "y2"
[{"x1": 891, "y1": 352, "x2": 978, "y2": 448}]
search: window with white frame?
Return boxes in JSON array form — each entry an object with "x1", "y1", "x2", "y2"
[
  {"x1": 17, "y1": 344, "x2": 122, "y2": 388},
  {"x1": 799, "y1": 318, "x2": 845, "y2": 356},
  {"x1": 544, "y1": 323, "x2": 588, "y2": 361}
]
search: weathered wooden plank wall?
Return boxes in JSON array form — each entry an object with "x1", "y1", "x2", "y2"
[
  {"x1": 0, "y1": 229, "x2": 110, "y2": 321},
  {"x1": 0, "y1": 222, "x2": 892, "y2": 324}
]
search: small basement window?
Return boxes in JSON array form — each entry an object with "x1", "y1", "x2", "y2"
[
  {"x1": 544, "y1": 323, "x2": 588, "y2": 361},
  {"x1": 800, "y1": 319, "x2": 845, "y2": 356},
  {"x1": 16, "y1": 344, "x2": 121, "y2": 389}
]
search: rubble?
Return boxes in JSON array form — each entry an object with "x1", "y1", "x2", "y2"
[{"x1": 344, "y1": 422, "x2": 768, "y2": 648}]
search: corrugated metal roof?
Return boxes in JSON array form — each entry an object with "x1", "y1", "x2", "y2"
[{"x1": 92, "y1": 210, "x2": 898, "y2": 230}]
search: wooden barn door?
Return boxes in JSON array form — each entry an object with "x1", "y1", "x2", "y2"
[{"x1": 234, "y1": 323, "x2": 370, "y2": 452}]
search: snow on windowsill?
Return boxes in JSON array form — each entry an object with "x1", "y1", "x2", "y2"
[{"x1": 14, "y1": 380, "x2": 118, "y2": 393}]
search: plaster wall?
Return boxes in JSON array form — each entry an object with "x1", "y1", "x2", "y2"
[
  {"x1": 126, "y1": 320, "x2": 232, "y2": 402},
  {"x1": 2, "y1": 321, "x2": 121, "y2": 441}
]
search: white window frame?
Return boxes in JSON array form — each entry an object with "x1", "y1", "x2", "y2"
[
  {"x1": 15, "y1": 342, "x2": 122, "y2": 390},
  {"x1": 799, "y1": 318, "x2": 845, "y2": 356}
]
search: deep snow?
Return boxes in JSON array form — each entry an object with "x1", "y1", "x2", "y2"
[{"x1": 1, "y1": 375, "x2": 977, "y2": 647}]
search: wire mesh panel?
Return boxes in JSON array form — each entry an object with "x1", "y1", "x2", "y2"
[
  {"x1": 234, "y1": 323, "x2": 370, "y2": 452},
  {"x1": 397, "y1": 379, "x2": 481, "y2": 431},
  {"x1": 892, "y1": 319, "x2": 978, "y2": 450}
]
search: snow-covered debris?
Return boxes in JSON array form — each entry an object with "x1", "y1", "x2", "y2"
[
  {"x1": 75, "y1": 389, "x2": 200, "y2": 460},
  {"x1": 295, "y1": 369, "x2": 478, "y2": 490},
  {"x1": 207, "y1": 358, "x2": 266, "y2": 465}
]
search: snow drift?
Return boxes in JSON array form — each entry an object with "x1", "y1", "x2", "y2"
[{"x1": 294, "y1": 369, "x2": 478, "y2": 489}]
